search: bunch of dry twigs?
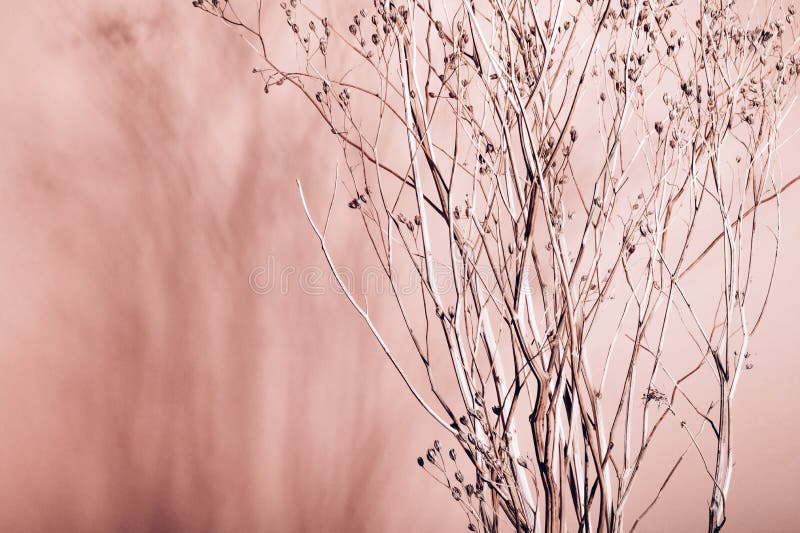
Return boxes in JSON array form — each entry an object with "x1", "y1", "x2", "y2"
[{"x1": 196, "y1": 0, "x2": 800, "y2": 530}]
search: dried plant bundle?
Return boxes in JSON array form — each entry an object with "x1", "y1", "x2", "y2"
[{"x1": 195, "y1": 0, "x2": 800, "y2": 531}]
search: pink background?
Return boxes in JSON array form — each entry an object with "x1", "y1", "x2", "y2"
[{"x1": 0, "y1": 2, "x2": 798, "y2": 531}]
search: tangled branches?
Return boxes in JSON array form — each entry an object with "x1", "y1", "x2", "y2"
[{"x1": 195, "y1": 0, "x2": 800, "y2": 531}]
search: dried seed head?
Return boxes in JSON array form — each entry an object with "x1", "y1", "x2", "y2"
[
  {"x1": 417, "y1": 457, "x2": 424, "y2": 467},
  {"x1": 449, "y1": 449, "x2": 457, "y2": 461}
]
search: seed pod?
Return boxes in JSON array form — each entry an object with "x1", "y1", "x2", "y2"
[
  {"x1": 449, "y1": 449, "x2": 457, "y2": 460},
  {"x1": 417, "y1": 457, "x2": 424, "y2": 467}
]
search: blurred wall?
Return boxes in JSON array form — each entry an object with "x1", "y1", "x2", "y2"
[{"x1": 0, "y1": 2, "x2": 797, "y2": 532}]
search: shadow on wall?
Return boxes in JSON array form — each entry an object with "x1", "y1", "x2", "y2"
[{"x1": 0, "y1": 3, "x2": 459, "y2": 532}]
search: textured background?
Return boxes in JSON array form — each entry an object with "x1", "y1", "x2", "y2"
[{"x1": 0, "y1": 2, "x2": 798, "y2": 531}]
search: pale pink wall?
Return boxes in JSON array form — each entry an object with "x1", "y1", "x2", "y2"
[{"x1": 0, "y1": 2, "x2": 797, "y2": 532}]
